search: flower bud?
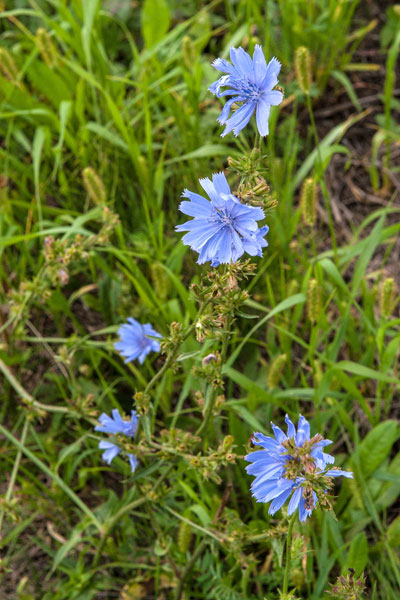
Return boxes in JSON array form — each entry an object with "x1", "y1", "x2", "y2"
[
  {"x1": 295, "y1": 46, "x2": 312, "y2": 94},
  {"x1": 379, "y1": 277, "x2": 396, "y2": 319},
  {"x1": 300, "y1": 177, "x2": 318, "y2": 226},
  {"x1": 267, "y1": 353, "x2": 287, "y2": 389},
  {"x1": 307, "y1": 278, "x2": 321, "y2": 323},
  {"x1": 82, "y1": 167, "x2": 106, "y2": 205}
]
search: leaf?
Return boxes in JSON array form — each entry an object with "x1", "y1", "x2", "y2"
[
  {"x1": 141, "y1": 0, "x2": 170, "y2": 48},
  {"x1": 387, "y1": 516, "x2": 400, "y2": 548},
  {"x1": 343, "y1": 532, "x2": 368, "y2": 577},
  {"x1": 357, "y1": 421, "x2": 398, "y2": 477},
  {"x1": 335, "y1": 360, "x2": 399, "y2": 384},
  {"x1": 165, "y1": 144, "x2": 233, "y2": 165}
]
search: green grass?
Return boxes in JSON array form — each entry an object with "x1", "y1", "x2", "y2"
[{"x1": 0, "y1": 1, "x2": 399, "y2": 598}]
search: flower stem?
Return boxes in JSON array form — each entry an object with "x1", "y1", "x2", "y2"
[
  {"x1": 282, "y1": 514, "x2": 296, "y2": 595},
  {"x1": 195, "y1": 311, "x2": 233, "y2": 438},
  {"x1": 143, "y1": 298, "x2": 211, "y2": 397}
]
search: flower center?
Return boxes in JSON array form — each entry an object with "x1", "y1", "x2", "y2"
[{"x1": 236, "y1": 78, "x2": 261, "y2": 101}]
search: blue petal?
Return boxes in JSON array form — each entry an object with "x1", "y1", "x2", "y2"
[
  {"x1": 230, "y1": 47, "x2": 254, "y2": 80},
  {"x1": 268, "y1": 486, "x2": 293, "y2": 515},
  {"x1": 252, "y1": 44, "x2": 267, "y2": 85},
  {"x1": 199, "y1": 177, "x2": 220, "y2": 203},
  {"x1": 221, "y1": 101, "x2": 255, "y2": 137},
  {"x1": 287, "y1": 486, "x2": 302, "y2": 515},
  {"x1": 263, "y1": 90, "x2": 283, "y2": 106},
  {"x1": 212, "y1": 172, "x2": 231, "y2": 196},
  {"x1": 260, "y1": 56, "x2": 281, "y2": 90},
  {"x1": 211, "y1": 57, "x2": 239, "y2": 77},
  {"x1": 285, "y1": 414, "x2": 296, "y2": 439},
  {"x1": 325, "y1": 469, "x2": 353, "y2": 478},
  {"x1": 256, "y1": 98, "x2": 271, "y2": 136},
  {"x1": 271, "y1": 422, "x2": 286, "y2": 444},
  {"x1": 296, "y1": 415, "x2": 310, "y2": 446},
  {"x1": 128, "y1": 454, "x2": 138, "y2": 473}
]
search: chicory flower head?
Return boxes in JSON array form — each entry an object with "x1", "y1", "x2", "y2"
[
  {"x1": 114, "y1": 318, "x2": 161, "y2": 364},
  {"x1": 176, "y1": 172, "x2": 268, "y2": 266},
  {"x1": 95, "y1": 409, "x2": 139, "y2": 473},
  {"x1": 209, "y1": 45, "x2": 283, "y2": 137},
  {"x1": 245, "y1": 414, "x2": 353, "y2": 521}
]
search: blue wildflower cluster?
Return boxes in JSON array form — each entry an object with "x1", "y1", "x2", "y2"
[
  {"x1": 94, "y1": 46, "x2": 351, "y2": 533},
  {"x1": 245, "y1": 415, "x2": 353, "y2": 521}
]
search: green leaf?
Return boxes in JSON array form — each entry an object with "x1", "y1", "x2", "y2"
[
  {"x1": 141, "y1": 0, "x2": 170, "y2": 48},
  {"x1": 343, "y1": 532, "x2": 368, "y2": 576},
  {"x1": 387, "y1": 516, "x2": 400, "y2": 548},
  {"x1": 357, "y1": 421, "x2": 399, "y2": 477}
]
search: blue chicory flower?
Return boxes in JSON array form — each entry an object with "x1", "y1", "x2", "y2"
[
  {"x1": 209, "y1": 45, "x2": 283, "y2": 137},
  {"x1": 245, "y1": 414, "x2": 353, "y2": 521},
  {"x1": 114, "y1": 318, "x2": 162, "y2": 364},
  {"x1": 176, "y1": 172, "x2": 268, "y2": 266},
  {"x1": 95, "y1": 409, "x2": 139, "y2": 473}
]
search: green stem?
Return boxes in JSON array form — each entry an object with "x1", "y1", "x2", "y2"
[
  {"x1": 0, "y1": 418, "x2": 29, "y2": 533},
  {"x1": 305, "y1": 94, "x2": 337, "y2": 263},
  {"x1": 0, "y1": 358, "x2": 75, "y2": 416},
  {"x1": 143, "y1": 298, "x2": 211, "y2": 398},
  {"x1": 195, "y1": 312, "x2": 233, "y2": 438},
  {"x1": 282, "y1": 514, "x2": 296, "y2": 595}
]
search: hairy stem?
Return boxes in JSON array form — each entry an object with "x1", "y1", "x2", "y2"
[{"x1": 282, "y1": 514, "x2": 296, "y2": 595}]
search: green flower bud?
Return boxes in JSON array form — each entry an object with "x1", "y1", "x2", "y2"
[{"x1": 295, "y1": 46, "x2": 312, "y2": 94}]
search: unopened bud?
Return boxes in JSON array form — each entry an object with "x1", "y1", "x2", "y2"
[
  {"x1": 82, "y1": 167, "x2": 106, "y2": 205},
  {"x1": 35, "y1": 28, "x2": 58, "y2": 67},
  {"x1": 307, "y1": 278, "x2": 321, "y2": 323},
  {"x1": 300, "y1": 177, "x2": 318, "y2": 226},
  {"x1": 267, "y1": 353, "x2": 287, "y2": 389},
  {"x1": 202, "y1": 353, "x2": 217, "y2": 366},
  {"x1": 295, "y1": 46, "x2": 312, "y2": 94},
  {"x1": 379, "y1": 277, "x2": 396, "y2": 319}
]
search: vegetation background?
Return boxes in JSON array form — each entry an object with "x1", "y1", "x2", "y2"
[{"x1": 0, "y1": 0, "x2": 399, "y2": 598}]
